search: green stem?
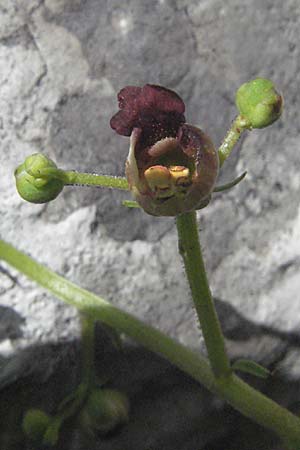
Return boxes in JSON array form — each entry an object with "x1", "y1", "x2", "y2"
[
  {"x1": 176, "y1": 211, "x2": 230, "y2": 378},
  {"x1": 1, "y1": 238, "x2": 300, "y2": 445},
  {"x1": 64, "y1": 171, "x2": 129, "y2": 190},
  {"x1": 44, "y1": 382, "x2": 88, "y2": 446},
  {"x1": 122, "y1": 200, "x2": 140, "y2": 208},
  {"x1": 80, "y1": 315, "x2": 95, "y2": 385},
  {"x1": 0, "y1": 239, "x2": 213, "y2": 388},
  {"x1": 34, "y1": 168, "x2": 129, "y2": 190},
  {"x1": 218, "y1": 115, "x2": 249, "y2": 167},
  {"x1": 43, "y1": 318, "x2": 94, "y2": 445}
]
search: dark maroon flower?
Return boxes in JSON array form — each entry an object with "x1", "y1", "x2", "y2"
[
  {"x1": 110, "y1": 84, "x2": 185, "y2": 147},
  {"x1": 111, "y1": 84, "x2": 219, "y2": 216}
]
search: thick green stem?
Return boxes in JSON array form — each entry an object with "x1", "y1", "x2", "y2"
[
  {"x1": 1, "y1": 238, "x2": 300, "y2": 446},
  {"x1": 176, "y1": 211, "x2": 230, "y2": 378},
  {"x1": 218, "y1": 115, "x2": 250, "y2": 167}
]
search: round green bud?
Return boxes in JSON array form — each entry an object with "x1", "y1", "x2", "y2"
[
  {"x1": 78, "y1": 388, "x2": 129, "y2": 436},
  {"x1": 15, "y1": 153, "x2": 65, "y2": 203},
  {"x1": 235, "y1": 78, "x2": 283, "y2": 129},
  {"x1": 22, "y1": 408, "x2": 51, "y2": 441}
]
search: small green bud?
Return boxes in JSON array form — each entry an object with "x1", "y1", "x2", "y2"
[
  {"x1": 15, "y1": 153, "x2": 65, "y2": 203},
  {"x1": 236, "y1": 78, "x2": 283, "y2": 129},
  {"x1": 78, "y1": 388, "x2": 129, "y2": 436},
  {"x1": 22, "y1": 408, "x2": 51, "y2": 441}
]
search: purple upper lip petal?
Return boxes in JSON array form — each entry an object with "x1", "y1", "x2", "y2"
[{"x1": 110, "y1": 84, "x2": 186, "y2": 145}]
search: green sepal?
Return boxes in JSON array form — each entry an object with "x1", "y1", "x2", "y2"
[{"x1": 232, "y1": 358, "x2": 270, "y2": 379}]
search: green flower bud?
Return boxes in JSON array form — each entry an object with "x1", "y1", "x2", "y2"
[
  {"x1": 235, "y1": 78, "x2": 283, "y2": 129},
  {"x1": 78, "y1": 388, "x2": 129, "y2": 436},
  {"x1": 15, "y1": 153, "x2": 65, "y2": 203},
  {"x1": 22, "y1": 408, "x2": 51, "y2": 441}
]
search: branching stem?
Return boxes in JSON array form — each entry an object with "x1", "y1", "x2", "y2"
[{"x1": 1, "y1": 239, "x2": 300, "y2": 446}]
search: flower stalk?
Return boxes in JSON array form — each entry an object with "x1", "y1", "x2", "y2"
[
  {"x1": 63, "y1": 171, "x2": 128, "y2": 190},
  {"x1": 218, "y1": 115, "x2": 249, "y2": 167},
  {"x1": 176, "y1": 211, "x2": 231, "y2": 378}
]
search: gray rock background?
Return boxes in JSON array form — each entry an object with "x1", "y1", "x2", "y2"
[{"x1": 0, "y1": 0, "x2": 300, "y2": 449}]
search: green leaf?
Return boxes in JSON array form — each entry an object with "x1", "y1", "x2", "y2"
[{"x1": 232, "y1": 359, "x2": 270, "y2": 379}]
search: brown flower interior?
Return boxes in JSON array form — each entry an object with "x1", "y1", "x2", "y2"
[{"x1": 141, "y1": 137, "x2": 194, "y2": 200}]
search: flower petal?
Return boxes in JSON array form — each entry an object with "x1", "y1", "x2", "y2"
[
  {"x1": 140, "y1": 85, "x2": 185, "y2": 114},
  {"x1": 117, "y1": 86, "x2": 142, "y2": 110},
  {"x1": 110, "y1": 84, "x2": 185, "y2": 141},
  {"x1": 178, "y1": 124, "x2": 219, "y2": 201},
  {"x1": 110, "y1": 110, "x2": 135, "y2": 136}
]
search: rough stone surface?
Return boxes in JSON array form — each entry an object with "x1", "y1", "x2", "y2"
[{"x1": 1, "y1": 0, "x2": 300, "y2": 448}]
